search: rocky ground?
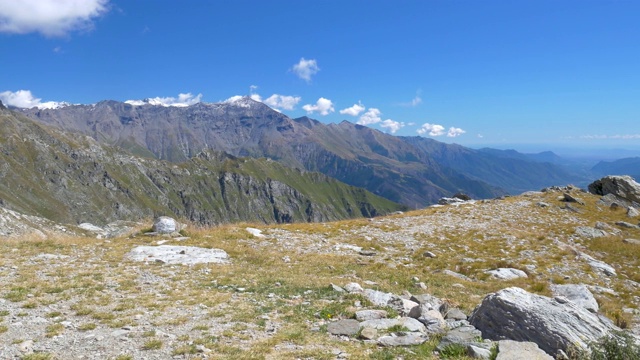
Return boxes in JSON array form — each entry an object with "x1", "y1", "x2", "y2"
[{"x1": 1, "y1": 178, "x2": 640, "y2": 359}]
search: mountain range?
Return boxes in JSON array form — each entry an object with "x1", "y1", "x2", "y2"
[
  {"x1": 16, "y1": 97, "x2": 589, "y2": 209},
  {"x1": 0, "y1": 104, "x2": 403, "y2": 225}
]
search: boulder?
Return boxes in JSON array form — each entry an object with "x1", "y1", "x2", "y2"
[
  {"x1": 575, "y1": 226, "x2": 608, "y2": 239},
  {"x1": 496, "y1": 340, "x2": 553, "y2": 360},
  {"x1": 327, "y1": 319, "x2": 360, "y2": 336},
  {"x1": 550, "y1": 284, "x2": 598, "y2": 312},
  {"x1": 628, "y1": 207, "x2": 640, "y2": 218},
  {"x1": 344, "y1": 282, "x2": 363, "y2": 293},
  {"x1": 579, "y1": 252, "x2": 616, "y2": 276},
  {"x1": 588, "y1": 176, "x2": 640, "y2": 205},
  {"x1": 485, "y1": 268, "x2": 528, "y2": 280},
  {"x1": 417, "y1": 308, "x2": 448, "y2": 334},
  {"x1": 469, "y1": 287, "x2": 618, "y2": 356},
  {"x1": 436, "y1": 325, "x2": 483, "y2": 351},
  {"x1": 152, "y1": 216, "x2": 178, "y2": 234}
]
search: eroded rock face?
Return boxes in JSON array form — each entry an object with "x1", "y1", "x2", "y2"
[
  {"x1": 550, "y1": 284, "x2": 599, "y2": 313},
  {"x1": 469, "y1": 287, "x2": 617, "y2": 356},
  {"x1": 588, "y1": 176, "x2": 640, "y2": 205}
]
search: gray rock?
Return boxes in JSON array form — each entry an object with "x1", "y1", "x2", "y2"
[
  {"x1": 438, "y1": 197, "x2": 466, "y2": 205},
  {"x1": 331, "y1": 283, "x2": 345, "y2": 292},
  {"x1": 496, "y1": 340, "x2": 553, "y2": 360},
  {"x1": 575, "y1": 226, "x2": 608, "y2": 239},
  {"x1": 445, "y1": 308, "x2": 468, "y2": 321},
  {"x1": 551, "y1": 284, "x2": 598, "y2": 312},
  {"x1": 410, "y1": 293, "x2": 444, "y2": 309},
  {"x1": 388, "y1": 297, "x2": 419, "y2": 317},
  {"x1": 469, "y1": 287, "x2": 618, "y2": 356},
  {"x1": 152, "y1": 216, "x2": 177, "y2": 234},
  {"x1": 127, "y1": 245, "x2": 230, "y2": 265},
  {"x1": 616, "y1": 221, "x2": 639, "y2": 229},
  {"x1": 443, "y1": 269, "x2": 472, "y2": 281},
  {"x1": 563, "y1": 204, "x2": 582, "y2": 213},
  {"x1": 377, "y1": 332, "x2": 429, "y2": 346},
  {"x1": 417, "y1": 308, "x2": 448, "y2": 334},
  {"x1": 355, "y1": 310, "x2": 388, "y2": 321},
  {"x1": 327, "y1": 319, "x2": 360, "y2": 336},
  {"x1": 485, "y1": 268, "x2": 528, "y2": 280},
  {"x1": 436, "y1": 325, "x2": 483, "y2": 351},
  {"x1": 579, "y1": 252, "x2": 616, "y2": 276},
  {"x1": 589, "y1": 176, "x2": 640, "y2": 204},
  {"x1": 562, "y1": 193, "x2": 585, "y2": 205},
  {"x1": 628, "y1": 207, "x2": 640, "y2": 218},
  {"x1": 363, "y1": 289, "x2": 397, "y2": 307},
  {"x1": 245, "y1": 227, "x2": 265, "y2": 238},
  {"x1": 423, "y1": 251, "x2": 437, "y2": 258},
  {"x1": 468, "y1": 344, "x2": 492, "y2": 359},
  {"x1": 623, "y1": 238, "x2": 640, "y2": 245},
  {"x1": 359, "y1": 326, "x2": 377, "y2": 340},
  {"x1": 536, "y1": 202, "x2": 550, "y2": 208},
  {"x1": 344, "y1": 282, "x2": 363, "y2": 293},
  {"x1": 359, "y1": 317, "x2": 425, "y2": 333}
]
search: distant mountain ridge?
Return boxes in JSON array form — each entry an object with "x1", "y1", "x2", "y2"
[
  {"x1": 17, "y1": 98, "x2": 588, "y2": 206},
  {"x1": 592, "y1": 157, "x2": 640, "y2": 180},
  {"x1": 0, "y1": 107, "x2": 404, "y2": 225}
]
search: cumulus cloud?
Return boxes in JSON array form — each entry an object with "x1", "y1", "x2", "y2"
[
  {"x1": 0, "y1": 89, "x2": 68, "y2": 109},
  {"x1": 264, "y1": 94, "x2": 301, "y2": 110},
  {"x1": 302, "y1": 97, "x2": 334, "y2": 116},
  {"x1": 291, "y1": 58, "x2": 319, "y2": 82},
  {"x1": 417, "y1": 123, "x2": 445, "y2": 136},
  {"x1": 380, "y1": 119, "x2": 405, "y2": 134},
  {"x1": 0, "y1": 0, "x2": 109, "y2": 37},
  {"x1": 447, "y1": 127, "x2": 466, "y2": 137},
  {"x1": 357, "y1": 108, "x2": 382, "y2": 125},
  {"x1": 125, "y1": 92, "x2": 202, "y2": 107},
  {"x1": 339, "y1": 102, "x2": 365, "y2": 116}
]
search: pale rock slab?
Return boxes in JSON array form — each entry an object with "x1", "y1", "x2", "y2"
[
  {"x1": 127, "y1": 245, "x2": 230, "y2": 265},
  {"x1": 469, "y1": 287, "x2": 618, "y2": 356}
]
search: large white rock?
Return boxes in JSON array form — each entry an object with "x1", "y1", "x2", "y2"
[
  {"x1": 485, "y1": 268, "x2": 528, "y2": 280},
  {"x1": 127, "y1": 245, "x2": 230, "y2": 265},
  {"x1": 152, "y1": 216, "x2": 178, "y2": 234},
  {"x1": 469, "y1": 287, "x2": 618, "y2": 357},
  {"x1": 588, "y1": 175, "x2": 640, "y2": 204},
  {"x1": 496, "y1": 340, "x2": 553, "y2": 360}
]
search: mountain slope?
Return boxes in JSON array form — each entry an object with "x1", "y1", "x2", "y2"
[
  {"x1": 18, "y1": 99, "x2": 505, "y2": 206},
  {"x1": 592, "y1": 157, "x2": 640, "y2": 180},
  {"x1": 0, "y1": 107, "x2": 405, "y2": 225},
  {"x1": 403, "y1": 137, "x2": 586, "y2": 193}
]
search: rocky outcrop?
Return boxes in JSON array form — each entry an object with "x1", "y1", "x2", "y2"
[
  {"x1": 589, "y1": 175, "x2": 640, "y2": 206},
  {"x1": 126, "y1": 245, "x2": 230, "y2": 265},
  {"x1": 550, "y1": 284, "x2": 598, "y2": 313},
  {"x1": 469, "y1": 287, "x2": 618, "y2": 356}
]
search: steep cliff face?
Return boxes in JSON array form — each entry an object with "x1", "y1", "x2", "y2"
[
  {"x1": 18, "y1": 99, "x2": 506, "y2": 206},
  {"x1": 0, "y1": 108, "x2": 405, "y2": 225}
]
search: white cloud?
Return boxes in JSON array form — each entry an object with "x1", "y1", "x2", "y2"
[
  {"x1": 264, "y1": 94, "x2": 301, "y2": 110},
  {"x1": 417, "y1": 123, "x2": 445, "y2": 136},
  {"x1": 447, "y1": 127, "x2": 466, "y2": 137},
  {"x1": 291, "y1": 58, "x2": 319, "y2": 82},
  {"x1": 380, "y1": 119, "x2": 405, "y2": 134},
  {"x1": 0, "y1": 89, "x2": 68, "y2": 109},
  {"x1": 224, "y1": 95, "x2": 244, "y2": 103},
  {"x1": 125, "y1": 92, "x2": 202, "y2": 107},
  {"x1": 339, "y1": 102, "x2": 365, "y2": 116},
  {"x1": 409, "y1": 95, "x2": 422, "y2": 106},
  {"x1": 0, "y1": 0, "x2": 109, "y2": 37},
  {"x1": 357, "y1": 108, "x2": 382, "y2": 125},
  {"x1": 302, "y1": 97, "x2": 334, "y2": 116}
]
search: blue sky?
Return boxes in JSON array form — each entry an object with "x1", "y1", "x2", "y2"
[{"x1": 1, "y1": 0, "x2": 639, "y2": 153}]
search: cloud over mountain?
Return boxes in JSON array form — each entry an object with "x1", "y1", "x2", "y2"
[
  {"x1": 417, "y1": 123, "x2": 445, "y2": 136},
  {"x1": 357, "y1": 108, "x2": 382, "y2": 125},
  {"x1": 0, "y1": 0, "x2": 109, "y2": 37},
  {"x1": 303, "y1": 97, "x2": 334, "y2": 116},
  {"x1": 339, "y1": 102, "x2": 365, "y2": 116},
  {"x1": 0, "y1": 89, "x2": 67, "y2": 109},
  {"x1": 380, "y1": 119, "x2": 405, "y2": 134},
  {"x1": 125, "y1": 93, "x2": 202, "y2": 107}
]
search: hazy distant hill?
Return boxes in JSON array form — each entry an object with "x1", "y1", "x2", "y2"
[
  {"x1": 402, "y1": 138, "x2": 585, "y2": 194},
  {"x1": 592, "y1": 157, "x2": 640, "y2": 180},
  {"x1": 0, "y1": 106, "x2": 404, "y2": 225}
]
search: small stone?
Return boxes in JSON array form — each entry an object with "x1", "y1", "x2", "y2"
[
  {"x1": 331, "y1": 283, "x2": 345, "y2": 292},
  {"x1": 468, "y1": 344, "x2": 492, "y2": 359},
  {"x1": 355, "y1": 310, "x2": 388, "y2": 321},
  {"x1": 18, "y1": 340, "x2": 34, "y2": 353},
  {"x1": 359, "y1": 250, "x2": 376, "y2": 256},
  {"x1": 359, "y1": 327, "x2": 377, "y2": 340},
  {"x1": 423, "y1": 251, "x2": 437, "y2": 258},
  {"x1": 378, "y1": 333, "x2": 429, "y2": 347}
]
